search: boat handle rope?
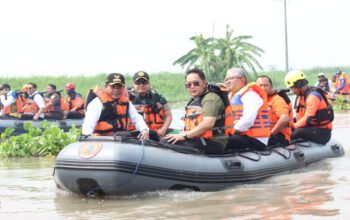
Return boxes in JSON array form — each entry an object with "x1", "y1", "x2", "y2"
[
  {"x1": 238, "y1": 151, "x2": 261, "y2": 162},
  {"x1": 86, "y1": 139, "x2": 145, "y2": 197}
]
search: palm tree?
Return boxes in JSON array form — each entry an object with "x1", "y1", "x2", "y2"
[
  {"x1": 173, "y1": 25, "x2": 264, "y2": 82},
  {"x1": 216, "y1": 25, "x2": 264, "y2": 79},
  {"x1": 173, "y1": 35, "x2": 222, "y2": 81}
]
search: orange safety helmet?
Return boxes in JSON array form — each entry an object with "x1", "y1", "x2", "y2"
[{"x1": 65, "y1": 82, "x2": 75, "y2": 91}]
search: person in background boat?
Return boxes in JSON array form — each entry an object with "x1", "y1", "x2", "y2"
[
  {"x1": 332, "y1": 70, "x2": 349, "y2": 100},
  {"x1": 256, "y1": 75, "x2": 293, "y2": 146},
  {"x1": 164, "y1": 68, "x2": 234, "y2": 154},
  {"x1": 0, "y1": 83, "x2": 18, "y2": 117},
  {"x1": 44, "y1": 84, "x2": 64, "y2": 120},
  {"x1": 63, "y1": 82, "x2": 85, "y2": 119},
  {"x1": 315, "y1": 73, "x2": 332, "y2": 93},
  {"x1": 225, "y1": 68, "x2": 270, "y2": 151},
  {"x1": 285, "y1": 70, "x2": 333, "y2": 144},
  {"x1": 128, "y1": 71, "x2": 172, "y2": 141},
  {"x1": 82, "y1": 73, "x2": 149, "y2": 140},
  {"x1": 21, "y1": 83, "x2": 46, "y2": 120}
]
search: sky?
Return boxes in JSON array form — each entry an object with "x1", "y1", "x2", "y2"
[{"x1": 1, "y1": 0, "x2": 350, "y2": 77}]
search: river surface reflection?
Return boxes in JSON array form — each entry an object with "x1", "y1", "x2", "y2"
[{"x1": 0, "y1": 111, "x2": 349, "y2": 219}]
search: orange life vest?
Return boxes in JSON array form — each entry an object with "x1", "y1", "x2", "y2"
[
  {"x1": 183, "y1": 84, "x2": 234, "y2": 139},
  {"x1": 267, "y1": 91, "x2": 294, "y2": 141},
  {"x1": 230, "y1": 83, "x2": 270, "y2": 138},
  {"x1": 336, "y1": 72, "x2": 349, "y2": 94},
  {"x1": 64, "y1": 92, "x2": 84, "y2": 114},
  {"x1": 44, "y1": 92, "x2": 64, "y2": 113},
  {"x1": 2, "y1": 91, "x2": 22, "y2": 114},
  {"x1": 86, "y1": 87, "x2": 129, "y2": 135},
  {"x1": 128, "y1": 89, "x2": 165, "y2": 131},
  {"x1": 295, "y1": 86, "x2": 334, "y2": 129},
  {"x1": 22, "y1": 93, "x2": 42, "y2": 115}
]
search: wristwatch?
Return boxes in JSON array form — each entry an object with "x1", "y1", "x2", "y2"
[{"x1": 182, "y1": 132, "x2": 188, "y2": 140}]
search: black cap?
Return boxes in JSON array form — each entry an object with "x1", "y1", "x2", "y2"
[
  {"x1": 133, "y1": 71, "x2": 149, "y2": 82},
  {"x1": 106, "y1": 73, "x2": 125, "y2": 86},
  {"x1": 0, "y1": 83, "x2": 10, "y2": 91}
]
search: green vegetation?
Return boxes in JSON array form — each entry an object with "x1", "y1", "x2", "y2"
[
  {"x1": 173, "y1": 25, "x2": 264, "y2": 82},
  {"x1": 0, "y1": 121, "x2": 81, "y2": 157}
]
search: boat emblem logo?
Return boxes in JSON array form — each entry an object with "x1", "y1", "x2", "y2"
[{"x1": 78, "y1": 142, "x2": 103, "y2": 159}]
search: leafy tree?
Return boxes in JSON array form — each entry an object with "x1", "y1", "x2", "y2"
[{"x1": 173, "y1": 25, "x2": 264, "y2": 82}]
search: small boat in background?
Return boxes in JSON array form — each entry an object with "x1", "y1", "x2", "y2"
[{"x1": 0, "y1": 116, "x2": 84, "y2": 135}]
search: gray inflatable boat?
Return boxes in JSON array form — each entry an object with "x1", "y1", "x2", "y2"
[
  {"x1": 54, "y1": 135, "x2": 344, "y2": 196},
  {"x1": 0, "y1": 116, "x2": 84, "y2": 135}
]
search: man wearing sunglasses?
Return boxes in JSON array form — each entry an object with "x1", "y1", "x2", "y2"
[
  {"x1": 128, "y1": 71, "x2": 173, "y2": 141},
  {"x1": 82, "y1": 73, "x2": 149, "y2": 140},
  {"x1": 165, "y1": 68, "x2": 234, "y2": 154},
  {"x1": 225, "y1": 68, "x2": 270, "y2": 151},
  {"x1": 21, "y1": 83, "x2": 46, "y2": 120}
]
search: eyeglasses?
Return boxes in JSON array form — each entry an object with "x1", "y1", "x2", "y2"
[
  {"x1": 185, "y1": 81, "x2": 201, "y2": 88},
  {"x1": 135, "y1": 80, "x2": 149, "y2": 85},
  {"x1": 225, "y1": 76, "x2": 242, "y2": 82}
]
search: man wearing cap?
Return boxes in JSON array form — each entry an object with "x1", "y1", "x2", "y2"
[
  {"x1": 128, "y1": 71, "x2": 173, "y2": 141},
  {"x1": 315, "y1": 73, "x2": 332, "y2": 93},
  {"x1": 63, "y1": 82, "x2": 85, "y2": 119},
  {"x1": 82, "y1": 73, "x2": 149, "y2": 140}
]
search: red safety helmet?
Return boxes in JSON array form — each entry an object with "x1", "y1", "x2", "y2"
[{"x1": 65, "y1": 82, "x2": 75, "y2": 91}]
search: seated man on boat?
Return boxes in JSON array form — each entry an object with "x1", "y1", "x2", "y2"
[
  {"x1": 128, "y1": 71, "x2": 173, "y2": 141},
  {"x1": 0, "y1": 83, "x2": 23, "y2": 117},
  {"x1": 256, "y1": 75, "x2": 293, "y2": 146},
  {"x1": 164, "y1": 68, "x2": 234, "y2": 154},
  {"x1": 21, "y1": 83, "x2": 46, "y2": 120},
  {"x1": 44, "y1": 84, "x2": 64, "y2": 120},
  {"x1": 63, "y1": 82, "x2": 85, "y2": 119},
  {"x1": 82, "y1": 73, "x2": 149, "y2": 140},
  {"x1": 225, "y1": 68, "x2": 270, "y2": 151},
  {"x1": 315, "y1": 73, "x2": 332, "y2": 93},
  {"x1": 332, "y1": 70, "x2": 349, "y2": 101},
  {"x1": 285, "y1": 70, "x2": 333, "y2": 144}
]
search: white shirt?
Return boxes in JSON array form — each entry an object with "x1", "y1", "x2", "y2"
[
  {"x1": 82, "y1": 97, "x2": 149, "y2": 135},
  {"x1": 0, "y1": 90, "x2": 16, "y2": 107},
  {"x1": 30, "y1": 91, "x2": 45, "y2": 118},
  {"x1": 233, "y1": 90, "x2": 269, "y2": 145}
]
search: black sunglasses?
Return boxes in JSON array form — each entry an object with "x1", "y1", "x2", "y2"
[
  {"x1": 135, "y1": 80, "x2": 149, "y2": 85},
  {"x1": 185, "y1": 81, "x2": 200, "y2": 88}
]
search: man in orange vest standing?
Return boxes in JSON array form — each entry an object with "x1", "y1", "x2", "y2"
[
  {"x1": 225, "y1": 68, "x2": 270, "y2": 151},
  {"x1": 256, "y1": 75, "x2": 293, "y2": 146},
  {"x1": 128, "y1": 71, "x2": 172, "y2": 141},
  {"x1": 82, "y1": 73, "x2": 149, "y2": 140},
  {"x1": 165, "y1": 68, "x2": 234, "y2": 154},
  {"x1": 285, "y1": 70, "x2": 333, "y2": 144}
]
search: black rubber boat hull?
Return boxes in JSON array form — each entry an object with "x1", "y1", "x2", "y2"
[{"x1": 54, "y1": 137, "x2": 344, "y2": 196}]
